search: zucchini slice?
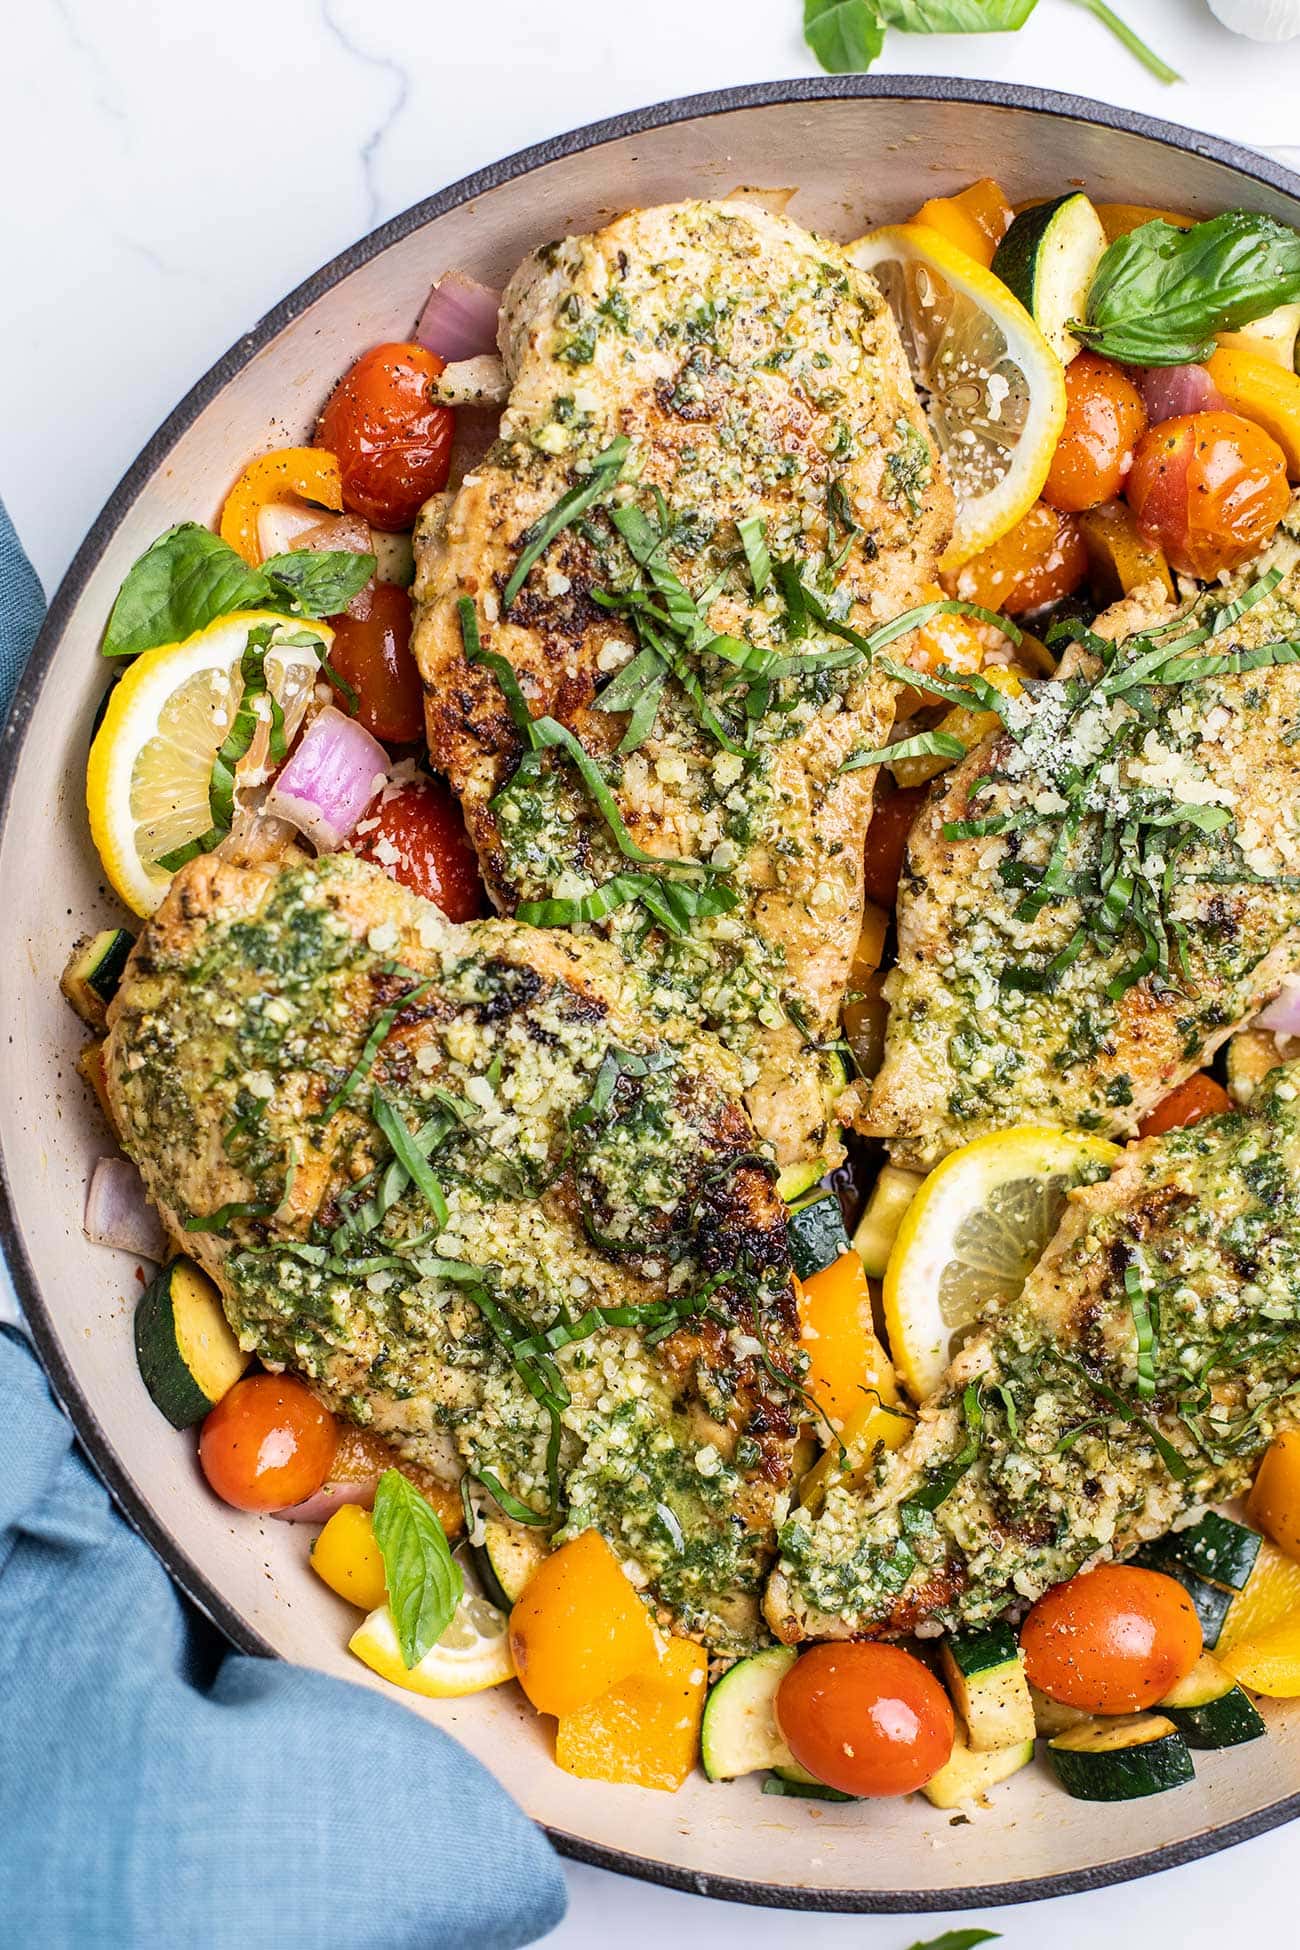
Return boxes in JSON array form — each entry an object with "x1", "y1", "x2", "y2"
[
  {"x1": 133, "y1": 1258, "x2": 249, "y2": 1428},
  {"x1": 701, "y1": 1646, "x2": 797, "y2": 1781},
  {"x1": 1159, "y1": 1652, "x2": 1266, "y2": 1750},
  {"x1": 61, "y1": 928, "x2": 135, "y2": 1030},
  {"x1": 991, "y1": 192, "x2": 1107, "y2": 365},
  {"x1": 788, "y1": 1192, "x2": 851, "y2": 1281},
  {"x1": 923, "y1": 1725, "x2": 1034, "y2": 1810},
  {"x1": 940, "y1": 1623, "x2": 1036, "y2": 1752},
  {"x1": 1048, "y1": 1713, "x2": 1194, "y2": 1801},
  {"x1": 1161, "y1": 1512, "x2": 1262, "y2": 1593},
  {"x1": 472, "y1": 1518, "x2": 549, "y2": 1611},
  {"x1": 853, "y1": 1165, "x2": 923, "y2": 1279},
  {"x1": 777, "y1": 1157, "x2": 827, "y2": 1204},
  {"x1": 762, "y1": 1774, "x2": 855, "y2": 1802},
  {"x1": 1029, "y1": 1682, "x2": 1092, "y2": 1739},
  {"x1": 1132, "y1": 1544, "x2": 1234, "y2": 1648}
]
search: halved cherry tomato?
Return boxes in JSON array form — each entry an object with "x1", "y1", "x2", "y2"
[
  {"x1": 1126, "y1": 411, "x2": 1290, "y2": 581},
  {"x1": 945, "y1": 501, "x2": 1088, "y2": 616},
  {"x1": 1020, "y1": 1563, "x2": 1202, "y2": 1713},
  {"x1": 353, "y1": 775, "x2": 487, "y2": 922},
  {"x1": 317, "y1": 343, "x2": 454, "y2": 531},
  {"x1": 775, "y1": 1643, "x2": 954, "y2": 1797},
  {"x1": 862, "y1": 784, "x2": 926, "y2": 910},
  {"x1": 1044, "y1": 354, "x2": 1147, "y2": 515},
  {"x1": 1137, "y1": 1072, "x2": 1231, "y2": 1139},
  {"x1": 327, "y1": 581, "x2": 423, "y2": 743},
  {"x1": 199, "y1": 1374, "x2": 338, "y2": 1512}
]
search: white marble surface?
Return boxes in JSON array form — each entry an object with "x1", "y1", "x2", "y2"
[{"x1": 5, "y1": 1, "x2": 1300, "y2": 1944}]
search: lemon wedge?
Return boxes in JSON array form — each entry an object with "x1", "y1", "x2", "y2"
[
  {"x1": 883, "y1": 1126, "x2": 1119, "y2": 1401},
  {"x1": 849, "y1": 223, "x2": 1067, "y2": 570},
  {"x1": 87, "y1": 612, "x2": 326, "y2": 916},
  {"x1": 349, "y1": 1593, "x2": 515, "y2": 1699}
]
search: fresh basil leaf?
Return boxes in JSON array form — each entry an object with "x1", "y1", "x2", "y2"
[
  {"x1": 261, "y1": 549, "x2": 377, "y2": 619},
  {"x1": 102, "y1": 524, "x2": 268, "y2": 659},
  {"x1": 803, "y1": 0, "x2": 885, "y2": 73},
  {"x1": 1079, "y1": 211, "x2": 1300, "y2": 366},
  {"x1": 905, "y1": 1933, "x2": 1000, "y2": 1950},
  {"x1": 841, "y1": 728, "x2": 967, "y2": 774},
  {"x1": 371, "y1": 1468, "x2": 463, "y2": 1669},
  {"x1": 879, "y1": 0, "x2": 1033, "y2": 27}
]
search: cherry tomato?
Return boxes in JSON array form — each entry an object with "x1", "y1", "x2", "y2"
[
  {"x1": 775, "y1": 1643, "x2": 954, "y2": 1797},
  {"x1": 1137, "y1": 1071, "x2": 1231, "y2": 1139},
  {"x1": 1043, "y1": 354, "x2": 1147, "y2": 515},
  {"x1": 1126, "y1": 410, "x2": 1290, "y2": 581},
  {"x1": 947, "y1": 501, "x2": 1088, "y2": 616},
  {"x1": 353, "y1": 775, "x2": 488, "y2": 921},
  {"x1": 317, "y1": 342, "x2": 453, "y2": 531},
  {"x1": 199, "y1": 1374, "x2": 338, "y2": 1513},
  {"x1": 862, "y1": 784, "x2": 927, "y2": 910},
  {"x1": 1020, "y1": 1563, "x2": 1202, "y2": 1713},
  {"x1": 327, "y1": 581, "x2": 423, "y2": 744}
]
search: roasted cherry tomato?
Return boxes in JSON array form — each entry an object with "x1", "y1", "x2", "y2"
[
  {"x1": 1126, "y1": 410, "x2": 1290, "y2": 581},
  {"x1": 353, "y1": 775, "x2": 487, "y2": 921},
  {"x1": 1020, "y1": 1563, "x2": 1202, "y2": 1713},
  {"x1": 327, "y1": 581, "x2": 423, "y2": 743},
  {"x1": 1043, "y1": 354, "x2": 1148, "y2": 515},
  {"x1": 775, "y1": 1643, "x2": 954, "y2": 1797},
  {"x1": 317, "y1": 342, "x2": 453, "y2": 531},
  {"x1": 947, "y1": 501, "x2": 1088, "y2": 616},
  {"x1": 1137, "y1": 1071, "x2": 1231, "y2": 1139},
  {"x1": 199, "y1": 1374, "x2": 338, "y2": 1513},
  {"x1": 862, "y1": 784, "x2": 927, "y2": 910}
]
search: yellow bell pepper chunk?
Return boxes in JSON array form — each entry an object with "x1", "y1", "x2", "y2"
[
  {"x1": 1218, "y1": 1537, "x2": 1300, "y2": 1653},
  {"x1": 799, "y1": 1388, "x2": 914, "y2": 1514},
  {"x1": 310, "y1": 1504, "x2": 388, "y2": 1613},
  {"x1": 220, "y1": 447, "x2": 344, "y2": 565},
  {"x1": 555, "y1": 1636, "x2": 708, "y2": 1791},
  {"x1": 797, "y1": 1250, "x2": 898, "y2": 1433},
  {"x1": 1217, "y1": 302, "x2": 1300, "y2": 371},
  {"x1": 890, "y1": 667, "x2": 1022, "y2": 790},
  {"x1": 1220, "y1": 1607, "x2": 1300, "y2": 1698},
  {"x1": 1079, "y1": 501, "x2": 1175, "y2": 605},
  {"x1": 1094, "y1": 203, "x2": 1194, "y2": 244},
  {"x1": 1205, "y1": 346, "x2": 1300, "y2": 479},
  {"x1": 1248, "y1": 1430, "x2": 1300, "y2": 1562},
  {"x1": 509, "y1": 1528, "x2": 660, "y2": 1717}
]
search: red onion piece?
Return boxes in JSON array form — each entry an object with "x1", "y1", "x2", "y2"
[
  {"x1": 267, "y1": 706, "x2": 388, "y2": 852},
  {"x1": 84, "y1": 1156, "x2": 167, "y2": 1261},
  {"x1": 270, "y1": 1426, "x2": 452, "y2": 1523},
  {"x1": 271, "y1": 1476, "x2": 378, "y2": 1524},
  {"x1": 415, "y1": 272, "x2": 501, "y2": 363},
  {"x1": 1257, "y1": 977, "x2": 1300, "y2": 1036},
  {"x1": 1135, "y1": 364, "x2": 1224, "y2": 424}
]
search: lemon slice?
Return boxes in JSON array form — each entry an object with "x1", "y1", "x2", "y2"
[
  {"x1": 349, "y1": 1593, "x2": 515, "y2": 1698},
  {"x1": 87, "y1": 612, "x2": 326, "y2": 916},
  {"x1": 849, "y1": 224, "x2": 1067, "y2": 570},
  {"x1": 883, "y1": 1126, "x2": 1119, "y2": 1401}
]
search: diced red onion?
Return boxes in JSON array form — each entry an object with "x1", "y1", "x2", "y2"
[
  {"x1": 84, "y1": 1156, "x2": 167, "y2": 1261},
  {"x1": 257, "y1": 501, "x2": 326, "y2": 560},
  {"x1": 1257, "y1": 977, "x2": 1300, "y2": 1035},
  {"x1": 271, "y1": 1475, "x2": 378, "y2": 1524},
  {"x1": 270, "y1": 1426, "x2": 451, "y2": 1523},
  {"x1": 266, "y1": 706, "x2": 388, "y2": 852},
  {"x1": 415, "y1": 272, "x2": 501, "y2": 363},
  {"x1": 1136, "y1": 364, "x2": 1225, "y2": 424}
]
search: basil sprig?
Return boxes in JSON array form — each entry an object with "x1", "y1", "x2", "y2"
[
  {"x1": 1077, "y1": 212, "x2": 1300, "y2": 367},
  {"x1": 802, "y1": 0, "x2": 1175, "y2": 83},
  {"x1": 102, "y1": 522, "x2": 376, "y2": 659},
  {"x1": 370, "y1": 1469, "x2": 463, "y2": 1669}
]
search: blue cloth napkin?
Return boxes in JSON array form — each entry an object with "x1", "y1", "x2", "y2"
[{"x1": 0, "y1": 500, "x2": 567, "y2": 1949}]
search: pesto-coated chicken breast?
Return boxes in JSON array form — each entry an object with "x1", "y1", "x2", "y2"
[
  {"x1": 864, "y1": 500, "x2": 1300, "y2": 1169},
  {"x1": 767, "y1": 1062, "x2": 1300, "y2": 1641},
  {"x1": 412, "y1": 198, "x2": 953, "y2": 1170},
  {"x1": 106, "y1": 850, "x2": 799, "y2": 1650}
]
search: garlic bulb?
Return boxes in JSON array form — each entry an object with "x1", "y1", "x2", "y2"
[{"x1": 1208, "y1": 0, "x2": 1300, "y2": 40}]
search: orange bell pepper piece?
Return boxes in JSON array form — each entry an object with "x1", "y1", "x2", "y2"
[
  {"x1": 220, "y1": 446, "x2": 344, "y2": 566},
  {"x1": 1249, "y1": 1431, "x2": 1300, "y2": 1564},
  {"x1": 509, "y1": 1528, "x2": 660, "y2": 1717},
  {"x1": 555, "y1": 1636, "x2": 707, "y2": 1790},
  {"x1": 1094, "y1": 203, "x2": 1193, "y2": 244},
  {"x1": 797, "y1": 1250, "x2": 898, "y2": 1433},
  {"x1": 1206, "y1": 345, "x2": 1300, "y2": 480},
  {"x1": 911, "y1": 181, "x2": 1012, "y2": 269},
  {"x1": 1137, "y1": 1073, "x2": 1231, "y2": 1139}
]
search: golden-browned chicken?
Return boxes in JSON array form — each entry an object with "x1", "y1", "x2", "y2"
[
  {"x1": 767, "y1": 1063, "x2": 1300, "y2": 1641},
  {"x1": 412, "y1": 198, "x2": 953, "y2": 1170},
  {"x1": 864, "y1": 501, "x2": 1300, "y2": 1170},
  {"x1": 106, "y1": 849, "x2": 800, "y2": 1650}
]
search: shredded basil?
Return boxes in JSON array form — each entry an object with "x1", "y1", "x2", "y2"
[
  {"x1": 841, "y1": 728, "x2": 967, "y2": 775},
  {"x1": 737, "y1": 514, "x2": 771, "y2": 596},
  {"x1": 370, "y1": 1087, "x2": 451, "y2": 1229},
  {"x1": 501, "y1": 436, "x2": 630, "y2": 609},
  {"x1": 321, "y1": 968, "x2": 436, "y2": 1119}
]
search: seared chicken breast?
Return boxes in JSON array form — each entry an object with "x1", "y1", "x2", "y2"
[
  {"x1": 106, "y1": 850, "x2": 799, "y2": 1650},
  {"x1": 767, "y1": 1062, "x2": 1300, "y2": 1640},
  {"x1": 412, "y1": 198, "x2": 952, "y2": 1169},
  {"x1": 865, "y1": 501, "x2": 1300, "y2": 1169}
]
